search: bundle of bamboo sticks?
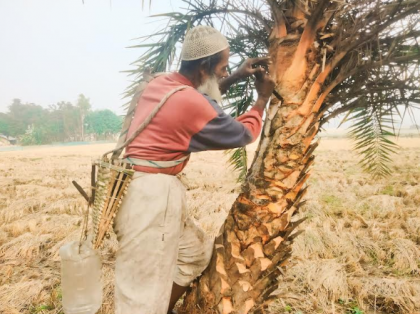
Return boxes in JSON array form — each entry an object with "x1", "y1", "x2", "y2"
[
  {"x1": 72, "y1": 71, "x2": 168, "y2": 249},
  {"x1": 91, "y1": 158, "x2": 134, "y2": 249}
]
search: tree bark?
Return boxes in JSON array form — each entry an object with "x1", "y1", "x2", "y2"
[{"x1": 179, "y1": 4, "x2": 334, "y2": 314}]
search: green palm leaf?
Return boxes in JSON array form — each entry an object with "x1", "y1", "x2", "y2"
[
  {"x1": 130, "y1": 0, "x2": 419, "y2": 182},
  {"x1": 225, "y1": 147, "x2": 248, "y2": 182},
  {"x1": 348, "y1": 106, "x2": 399, "y2": 178}
]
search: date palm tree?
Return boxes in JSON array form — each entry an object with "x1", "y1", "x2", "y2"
[{"x1": 127, "y1": 1, "x2": 420, "y2": 313}]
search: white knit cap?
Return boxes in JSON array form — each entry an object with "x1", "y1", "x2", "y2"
[{"x1": 181, "y1": 25, "x2": 229, "y2": 61}]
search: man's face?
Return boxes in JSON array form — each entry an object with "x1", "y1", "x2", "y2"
[
  {"x1": 197, "y1": 48, "x2": 229, "y2": 103},
  {"x1": 213, "y1": 48, "x2": 230, "y2": 80}
]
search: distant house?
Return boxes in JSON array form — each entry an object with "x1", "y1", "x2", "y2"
[{"x1": 0, "y1": 134, "x2": 17, "y2": 145}]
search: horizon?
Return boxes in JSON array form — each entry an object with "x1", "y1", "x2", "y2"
[{"x1": 0, "y1": 0, "x2": 181, "y2": 116}]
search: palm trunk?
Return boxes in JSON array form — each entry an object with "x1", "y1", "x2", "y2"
[
  {"x1": 179, "y1": 83, "x2": 319, "y2": 314},
  {"x1": 179, "y1": 2, "x2": 334, "y2": 313}
]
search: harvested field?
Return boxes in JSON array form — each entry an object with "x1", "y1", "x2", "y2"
[{"x1": 0, "y1": 138, "x2": 419, "y2": 314}]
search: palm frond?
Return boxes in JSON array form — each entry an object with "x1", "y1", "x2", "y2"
[
  {"x1": 124, "y1": 0, "x2": 271, "y2": 108},
  {"x1": 225, "y1": 147, "x2": 248, "y2": 182},
  {"x1": 128, "y1": 0, "x2": 419, "y2": 183},
  {"x1": 125, "y1": 1, "x2": 271, "y2": 182},
  {"x1": 347, "y1": 106, "x2": 399, "y2": 179}
]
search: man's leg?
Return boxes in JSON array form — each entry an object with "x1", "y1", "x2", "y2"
[
  {"x1": 167, "y1": 283, "x2": 188, "y2": 314},
  {"x1": 114, "y1": 173, "x2": 186, "y2": 314},
  {"x1": 168, "y1": 218, "x2": 214, "y2": 313}
]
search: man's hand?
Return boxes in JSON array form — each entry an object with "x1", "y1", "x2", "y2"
[
  {"x1": 235, "y1": 57, "x2": 272, "y2": 80},
  {"x1": 255, "y1": 70, "x2": 275, "y2": 101},
  {"x1": 219, "y1": 56, "x2": 272, "y2": 95}
]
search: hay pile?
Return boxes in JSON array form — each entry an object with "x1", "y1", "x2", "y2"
[{"x1": 0, "y1": 139, "x2": 419, "y2": 314}]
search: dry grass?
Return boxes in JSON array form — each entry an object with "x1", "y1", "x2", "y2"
[{"x1": 0, "y1": 138, "x2": 419, "y2": 314}]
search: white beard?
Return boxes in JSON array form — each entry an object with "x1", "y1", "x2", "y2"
[{"x1": 197, "y1": 75, "x2": 222, "y2": 103}]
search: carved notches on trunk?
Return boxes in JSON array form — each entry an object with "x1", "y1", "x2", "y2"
[
  {"x1": 182, "y1": 161, "x2": 312, "y2": 313},
  {"x1": 213, "y1": 194, "x2": 305, "y2": 313},
  {"x1": 179, "y1": 193, "x2": 305, "y2": 314}
]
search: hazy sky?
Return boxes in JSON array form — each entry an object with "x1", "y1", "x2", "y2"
[
  {"x1": 0, "y1": 0, "x2": 183, "y2": 115},
  {"x1": 0, "y1": 1, "x2": 418, "y2": 128}
]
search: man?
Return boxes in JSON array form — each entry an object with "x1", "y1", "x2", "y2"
[{"x1": 113, "y1": 25, "x2": 275, "y2": 314}]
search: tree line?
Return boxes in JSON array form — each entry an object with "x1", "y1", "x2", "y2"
[{"x1": 0, "y1": 94, "x2": 122, "y2": 145}]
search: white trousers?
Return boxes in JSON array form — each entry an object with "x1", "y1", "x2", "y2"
[{"x1": 113, "y1": 172, "x2": 213, "y2": 314}]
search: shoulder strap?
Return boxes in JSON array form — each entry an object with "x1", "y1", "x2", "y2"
[
  {"x1": 104, "y1": 82, "x2": 190, "y2": 159},
  {"x1": 109, "y1": 70, "x2": 163, "y2": 160}
]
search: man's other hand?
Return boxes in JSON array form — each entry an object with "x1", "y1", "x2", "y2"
[
  {"x1": 255, "y1": 70, "x2": 275, "y2": 102},
  {"x1": 235, "y1": 57, "x2": 272, "y2": 79}
]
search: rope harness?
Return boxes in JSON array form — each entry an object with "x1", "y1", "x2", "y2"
[{"x1": 74, "y1": 74, "x2": 191, "y2": 249}]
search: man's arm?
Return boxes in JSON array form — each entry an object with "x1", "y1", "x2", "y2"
[
  {"x1": 187, "y1": 95, "x2": 261, "y2": 152},
  {"x1": 219, "y1": 57, "x2": 272, "y2": 94},
  {"x1": 188, "y1": 71, "x2": 275, "y2": 152}
]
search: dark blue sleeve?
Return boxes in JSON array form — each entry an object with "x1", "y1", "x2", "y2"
[{"x1": 187, "y1": 94, "x2": 253, "y2": 152}]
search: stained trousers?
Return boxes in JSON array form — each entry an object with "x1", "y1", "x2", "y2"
[{"x1": 114, "y1": 172, "x2": 213, "y2": 314}]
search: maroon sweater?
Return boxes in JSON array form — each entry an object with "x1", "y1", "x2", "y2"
[{"x1": 125, "y1": 72, "x2": 263, "y2": 175}]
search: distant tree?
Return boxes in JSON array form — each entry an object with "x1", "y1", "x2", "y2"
[
  {"x1": 0, "y1": 113, "x2": 11, "y2": 136},
  {"x1": 20, "y1": 124, "x2": 50, "y2": 145},
  {"x1": 46, "y1": 103, "x2": 66, "y2": 142},
  {"x1": 1, "y1": 96, "x2": 120, "y2": 144},
  {"x1": 58, "y1": 101, "x2": 81, "y2": 141},
  {"x1": 76, "y1": 94, "x2": 92, "y2": 140},
  {"x1": 7, "y1": 99, "x2": 46, "y2": 136},
  {"x1": 85, "y1": 109, "x2": 122, "y2": 138}
]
